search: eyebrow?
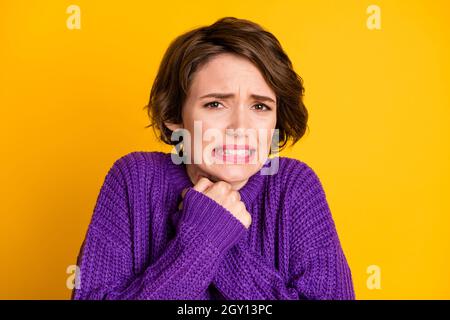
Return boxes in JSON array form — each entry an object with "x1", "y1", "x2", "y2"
[{"x1": 199, "y1": 92, "x2": 276, "y2": 104}]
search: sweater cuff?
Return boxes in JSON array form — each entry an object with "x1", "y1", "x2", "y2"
[{"x1": 178, "y1": 187, "x2": 246, "y2": 254}]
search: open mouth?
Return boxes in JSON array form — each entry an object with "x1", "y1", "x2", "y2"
[{"x1": 212, "y1": 145, "x2": 256, "y2": 163}]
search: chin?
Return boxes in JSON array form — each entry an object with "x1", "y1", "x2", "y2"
[{"x1": 206, "y1": 163, "x2": 259, "y2": 182}]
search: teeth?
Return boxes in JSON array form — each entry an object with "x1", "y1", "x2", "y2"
[{"x1": 215, "y1": 148, "x2": 254, "y2": 156}]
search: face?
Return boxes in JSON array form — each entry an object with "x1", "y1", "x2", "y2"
[{"x1": 165, "y1": 53, "x2": 277, "y2": 189}]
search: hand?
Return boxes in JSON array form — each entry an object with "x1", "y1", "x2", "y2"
[{"x1": 179, "y1": 177, "x2": 252, "y2": 229}]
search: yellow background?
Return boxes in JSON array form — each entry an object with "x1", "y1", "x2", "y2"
[{"x1": 1, "y1": 0, "x2": 449, "y2": 299}]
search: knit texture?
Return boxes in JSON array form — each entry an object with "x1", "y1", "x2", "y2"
[{"x1": 71, "y1": 151, "x2": 355, "y2": 300}]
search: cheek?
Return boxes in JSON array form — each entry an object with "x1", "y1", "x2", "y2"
[
  {"x1": 200, "y1": 122, "x2": 227, "y2": 146},
  {"x1": 252, "y1": 113, "x2": 276, "y2": 128},
  {"x1": 190, "y1": 111, "x2": 227, "y2": 139},
  {"x1": 252, "y1": 117, "x2": 277, "y2": 143}
]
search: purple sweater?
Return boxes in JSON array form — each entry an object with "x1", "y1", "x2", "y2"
[{"x1": 71, "y1": 151, "x2": 355, "y2": 300}]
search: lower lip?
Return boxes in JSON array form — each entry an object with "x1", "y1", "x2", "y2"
[{"x1": 212, "y1": 148, "x2": 255, "y2": 164}]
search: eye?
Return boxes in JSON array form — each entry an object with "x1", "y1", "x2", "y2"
[
  {"x1": 203, "y1": 101, "x2": 223, "y2": 109},
  {"x1": 252, "y1": 103, "x2": 271, "y2": 111},
  {"x1": 203, "y1": 101, "x2": 272, "y2": 111}
]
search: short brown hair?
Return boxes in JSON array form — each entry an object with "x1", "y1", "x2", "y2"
[{"x1": 144, "y1": 16, "x2": 308, "y2": 153}]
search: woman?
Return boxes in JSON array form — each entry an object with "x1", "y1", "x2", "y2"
[{"x1": 72, "y1": 17, "x2": 355, "y2": 300}]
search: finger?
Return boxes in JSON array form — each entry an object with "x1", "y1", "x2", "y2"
[{"x1": 193, "y1": 176, "x2": 214, "y2": 193}]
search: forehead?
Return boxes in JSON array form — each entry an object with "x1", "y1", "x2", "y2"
[{"x1": 188, "y1": 53, "x2": 275, "y2": 98}]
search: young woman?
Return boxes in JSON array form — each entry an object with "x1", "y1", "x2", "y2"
[{"x1": 72, "y1": 17, "x2": 355, "y2": 300}]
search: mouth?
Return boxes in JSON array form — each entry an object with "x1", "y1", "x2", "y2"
[{"x1": 212, "y1": 145, "x2": 256, "y2": 164}]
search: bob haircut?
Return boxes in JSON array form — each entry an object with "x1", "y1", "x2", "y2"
[{"x1": 145, "y1": 16, "x2": 308, "y2": 153}]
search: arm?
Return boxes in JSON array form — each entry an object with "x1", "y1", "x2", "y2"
[
  {"x1": 212, "y1": 164, "x2": 355, "y2": 300},
  {"x1": 72, "y1": 159, "x2": 246, "y2": 300},
  {"x1": 212, "y1": 238, "x2": 354, "y2": 300},
  {"x1": 212, "y1": 237, "x2": 299, "y2": 300}
]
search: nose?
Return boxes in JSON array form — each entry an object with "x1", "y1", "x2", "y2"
[{"x1": 226, "y1": 106, "x2": 249, "y2": 138}]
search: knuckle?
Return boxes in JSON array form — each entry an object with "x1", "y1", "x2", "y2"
[
  {"x1": 217, "y1": 181, "x2": 231, "y2": 192},
  {"x1": 231, "y1": 191, "x2": 240, "y2": 201},
  {"x1": 213, "y1": 181, "x2": 224, "y2": 189},
  {"x1": 197, "y1": 177, "x2": 208, "y2": 184},
  {"x1": 229, "y1": 192, "x2": 238, "y2": 203},
  {"x1": 222, "y1": 181, "x2": 232, "y2": 189}
]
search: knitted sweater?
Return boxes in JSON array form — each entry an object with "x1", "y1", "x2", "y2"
[{"x1": 71, "y1": 151, "x2": 355, "y2": 300}]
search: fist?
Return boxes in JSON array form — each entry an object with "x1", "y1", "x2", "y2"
[{"x1": 179, "y1": 177, "x2": 252, "y2": 229}]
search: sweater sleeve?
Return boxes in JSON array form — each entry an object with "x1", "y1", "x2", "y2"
[
  {"x1": 212, "y1": 163, "x2": 355, "y2": 300},
  {"x1": 71, "y1": 159, "x2": 247, "y2": 300},
  {"x1": 288, "y1": 164, "x2": 355, "y2": 300},
  {"x1": 212, "y1": 238, "x2": 300, "y2": 300}
]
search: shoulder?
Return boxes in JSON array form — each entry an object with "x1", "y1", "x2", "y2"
[
  {"x1": 275, "y1": 156, "x2": 326, "y2": 197},
  {"x1": 110, "y1": 151, "x2": 168, "y2": 175},
  {"x1": 276, "y1": 157, "x2": 338, "y2": 249},
  {"x1": 104, "y1": 151, "x2": 169, "y2": 188},
  {"x1": 277, "y1": 156, "x2": 315, "y2": 176}
]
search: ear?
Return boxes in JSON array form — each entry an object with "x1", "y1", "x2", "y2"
[{"x1": 164, "y1": 121, "x2": 183, "y2": 132}]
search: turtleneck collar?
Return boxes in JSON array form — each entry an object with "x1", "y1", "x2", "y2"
[{"x1": 163, "y1": 152, "x2": 272, "y2": 207}]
